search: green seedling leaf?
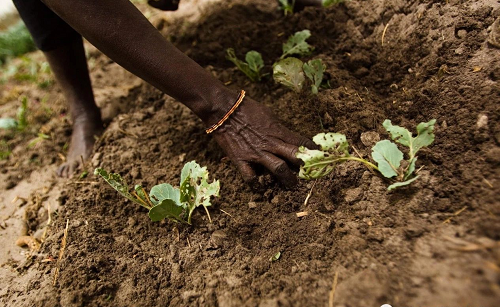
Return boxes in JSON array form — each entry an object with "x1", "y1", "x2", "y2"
[
  {"x1": 148, "y1": 199, "x2": 185, "y2": 222},
  {"x1": 226, "y1": 48, "x2": 263, "y2": 82},
  {"x1": 388, "y1": 176, "x2": 420, "y2": 191},
  {"x1": 273, "y1": 57, "x2": 305, "y2": 92},
  {"x1": 94, "y1": 168, "x2": 146, "y2": 208},
  {"x1": 270, "y1": 251, "x2": 281, "y2": 262},
  {"x1": 279, "y1": 0, "x2": 294, "y2": 15},
  {"x1": 297, "y1": 132, "x2": 354, "y2": 180},
  {"x1": 281, "y1": 30, "x2": 313, "y2": 59},
  {"x1": 17, "y1": 97, "x2": 28, "y2": 131},
  {"x1": 180, "y1": 161, "x2": 220, "y2": 224},
  {"x1": 79, "y1": 171, "x2": 88, "y2": 179},
  {"x1": 303, "y1": 59, "x2": 325, "y2": 94},
  {"x1": 246, "y1": 51, "x2": 264, "y2": 75},
  {"x1": 322, "y1": 0, "x2": 344, "y2": 7},
  {"x1": 312, "y1": 133, "x2": 349, "y2": 153},
  {"x1": 0, "y1": 118, "x2": 18, "y2": 129},
  {"x1": 383, "y1": 119, "x2": 436, "y2": 157},
  {"x1": 149, "y1": 183, "x2": 181, "y2": 206},
  {"x1": 371, "y1": 140, "x2": 404, "y2": 178}
]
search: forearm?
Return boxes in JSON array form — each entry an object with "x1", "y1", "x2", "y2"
[{"x1": 42, "y1": 0, "x2": 236, "y2": 125}]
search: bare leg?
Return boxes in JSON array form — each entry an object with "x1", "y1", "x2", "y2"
[{"x1": 44, "y1": 38, "x2": 103, "y2": 177}]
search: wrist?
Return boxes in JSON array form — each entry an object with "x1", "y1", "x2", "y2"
[{"x1": 194, "y1": 87, "x2": 240, "y2": 127}]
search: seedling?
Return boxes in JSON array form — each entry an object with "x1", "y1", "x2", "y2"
[
  {"x1": 297, "y1": 119, "x2": 436, "y2": 190},
  {"x1": 278, "y1": 0, "x2": 295, "y2": 15},
  {"x1": 303, "y1": 59, "x2": 325, "y2": 94},
  {"x1": 0, "y1": 96, "x2": 29, "y2": 132},
  {"x1": 274, "y1": 57, "x2": 326, "y2": 94},
  {"x1": 281, "y1": 30, "x2": 314, "y2": 59},
  {"x1": 273, "y1": 57, "x2": 305, "y2": 92},
  {"x1": 94, "y1": 161, "x2": 220, "y2": 224},
  {"x1": 226, "y1": 48, "x2": 264, "y2": 82}
]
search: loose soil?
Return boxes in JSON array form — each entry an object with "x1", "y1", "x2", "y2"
[{"x1": 1, "y1": 0, "x2": 499, "y2": 306}]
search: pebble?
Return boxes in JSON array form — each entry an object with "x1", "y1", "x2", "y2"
[
  {"x1": 476, "y1": 114, "x2": 488, "y2": 129},
  {"x1": 248, "y1": 201, "x2": 257, "y2": 209},
  {"x1": 360, "y1": 131, "x2": 380, "y2": 147}
]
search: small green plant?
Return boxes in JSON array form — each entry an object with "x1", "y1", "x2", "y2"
[
  {"x1": 273, "y1": 57, "x2": 305, "y2": 92},
  {"x1": 281, "y1": 30, "x2": 314, "y2": 59},
  {"x1": 0, "y1": 96, "x2": 29, "y2": 131},
  {"x1": 297, "y1": 119, "x2": 436, "y2": 190},
  {"x1": 303, "y1": 59, "x2": 325, "y2": 94},
  {"x1": 94, "y1": 161, "x2": 220, "y2": 224},
  {"x1": 226, "y1": 48, "x2": 264, "y2": 82},
  {"x1": 274, "y1": 57, "x2": 325, "y2": 94},
  {"x1": 278, "y1": 0, "x2": 295, "y2": 15}
]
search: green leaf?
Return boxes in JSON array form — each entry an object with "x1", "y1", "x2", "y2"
[
  {"x1": 148, "y1": 199, "x2": 185, "y2": 222},
  {"x1": 405, "y1": 157, "x2": 417, "y2": 180},
  {"x1": 273, "y1": 57, "x2": 305, "y2": 92},
  {"x1": 371, "y1": 140, "x2": 403, "y2": 178},
  {"x1": 0, "y1": 118, "x2": 18, "y2": 130},
  {"x1": 149, "y1": 183, "x2": 181, "y2": 206},
  {"x1": 245, "y1": 51, "x2": 264, "y2": 74},
  {"x1": 297, "y1": 147, "x2": 333, "y2": 179},
  {"x1": 322, "y1": 0, "x2": 344, "y2": 7},
  {"x1": 180, "y1": 161, "x2": 220, "y2": 224},
  {"x1": 79, "y1": 171, "x2": 88, "y2": 179},
  {"x1": 383, "y1": 119, "x2": 436, "y2": 157},
  {"x1": 226, "y1": 48, "x2": 263, "y2": 82},
  {"x1": 278, "y1": 0, "x2": 294, "y2": 15},
  {"x1": 303, "y1": 59, "x2": 325, "y2": 95},
  {"x1": 94, "y1": 168, "x2": 146, "y2": 208},
  {"x1": 388, "y1": 176, "x2": 420, "y2": 191},
  {"x1": 297, "y1": 132, "x2": 351, "y2": 180},
  {"x1": 281, "y1": 30, "x2": 313, "y2": 59},
  {"x1": 312, "y1": 132, "x2": 348, "y2": 154},
  {"x1": 270, "y1": 251, "x2": 281, "y2": 262}
]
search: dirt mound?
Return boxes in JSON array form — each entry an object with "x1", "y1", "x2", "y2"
[{"x1": 1, "y1": 0, "x2": 499, "y2": 306}]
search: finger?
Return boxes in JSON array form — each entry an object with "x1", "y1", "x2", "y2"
[
  {"x1": 277, "y1": 128, "x2": 319, "y2": 150},
  {"x1": 234, "y1": 160, "x2": 257, "y2": 184},
  {"x1": 259, "y1": 154, "x2": 297, "y2": 188},
  {"x1": 270, "y1": 139, "x2": 302, "y2": 166}
]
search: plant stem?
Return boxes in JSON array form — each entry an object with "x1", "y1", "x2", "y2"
[{"x1": 306, "y1": 156, "x2": 379, "y2": 172}]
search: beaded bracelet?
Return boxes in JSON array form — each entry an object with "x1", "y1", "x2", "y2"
[{"x1": 205, "y1": 90, "x2": 246, "y2": 134}]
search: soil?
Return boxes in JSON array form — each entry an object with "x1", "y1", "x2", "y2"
[{"x1": 1, "y1": 0, "x2": 500, "y2": 306}]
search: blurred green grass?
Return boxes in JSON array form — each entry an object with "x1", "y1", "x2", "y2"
[{"x1": 0, "y1": 20, "x2": 36, "y2": 65}]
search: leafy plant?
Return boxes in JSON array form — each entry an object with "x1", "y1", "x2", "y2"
[
  {"x1": 0, "y1": 96, "x2": 29, "y2": 131},
  {"x1": 226, "y1": 48, "x2": 264, "y2": 82},
  {"x1": 296, "y1": 119, "x2": 436, "y2": 190},
  {"x1": 278, "y1": 0, "x2": 295, "y2": 15},
  {"x1": 273, "y1": 57, "x2": 305, "y2": 92},
  {"x1": 281, "y1": 30, "x2": 314, "y2": 59},
  {"x1": 373, "y1": 119, "x2": 436, "y2": 190},
  {"x1": 303, "y1": 59, "x2": 325, "y2": 94},
  {"x1": 94, "y1": 161, "x2": 220, "y2": 224}
]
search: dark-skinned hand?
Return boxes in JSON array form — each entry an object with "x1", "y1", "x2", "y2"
[{"x1": 211, "y1": 97, "x2": 317, "y2": 188}]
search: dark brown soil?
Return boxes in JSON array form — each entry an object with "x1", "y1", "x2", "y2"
[{"x1": 1, "y1": 0, "x2": 499, "y2": 306}]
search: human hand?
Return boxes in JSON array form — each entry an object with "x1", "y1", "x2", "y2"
[{"x1": 211, "y1": 97, "x2": 317, "y2": 188}]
